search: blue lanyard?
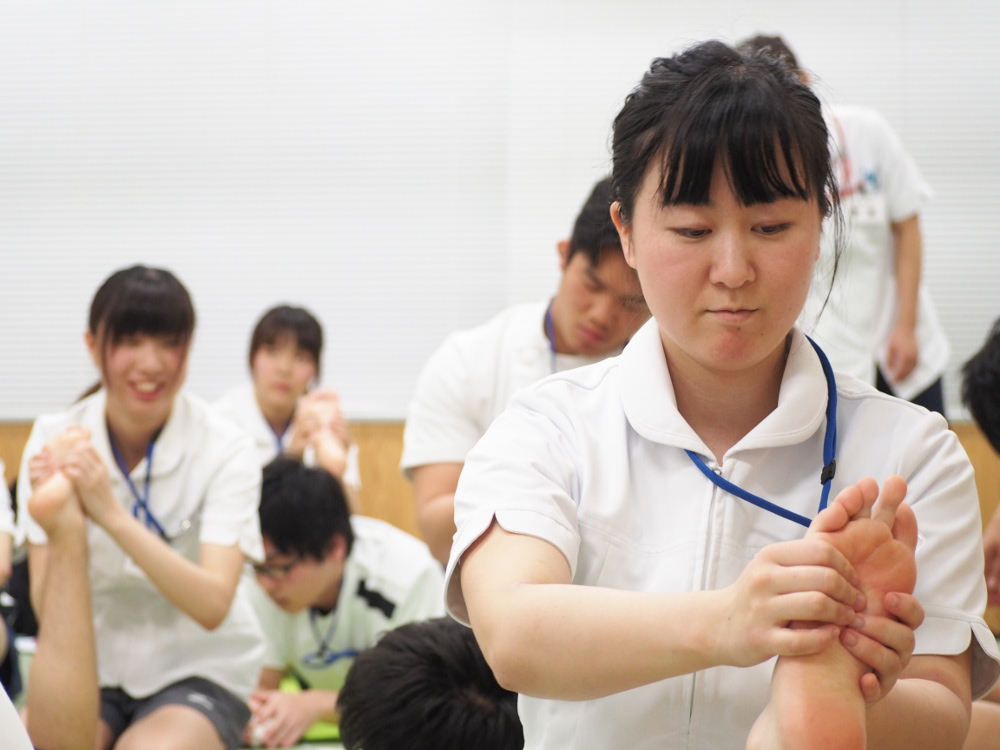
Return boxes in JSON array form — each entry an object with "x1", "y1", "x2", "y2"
[
  {"x1": 684, "y1": 338, "x2": 838, "y2": 528},
  {"x1": 109, "y1": 434, "x2": 168, "y2": 540},
  {"x1": 544, "y1": 301, "x2": 557, "y2": 374},
  {"x1": 268, "y1": 422, "x2": 288, "y2": 455},
  {"x1": 302, "y1": 608, "x2": 358, "y2": 668}
]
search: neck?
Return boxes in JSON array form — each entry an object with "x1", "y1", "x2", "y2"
[
  {"x1": 668, "y1": 339, "x2": 789, "y2": 463},
  {"x1": 313, "y1": 579, "x2": 342, "y2": 616},
  {"x1": 106, "y1": 410, "x2": 165, "y2": 471},
  {"x1": 256, "y1": 395, "x2": 294, "y2": 436}
]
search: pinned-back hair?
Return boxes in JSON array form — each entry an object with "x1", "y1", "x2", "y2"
[
  {"x1": 736, "y1": 34, "x2": 801, "y2": 74},
  {"x1": 88, "y1": 265, "x2": 195, "y2": 348},
  {"x1": 611, "y1": 40, "x2": 836, "y2": 226},
  {"x1": 248, "y1": 305, "x2": 324, "y2": 376}
]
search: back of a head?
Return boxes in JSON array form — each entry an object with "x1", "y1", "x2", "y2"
[
  {"x1": 338, "y1": 618, "x2": 523, "y2": 750},
  {"x1": 963, "y1": 317, "x2": 1000, "y2": 455},
  {"x1": 259, "y1": 457, "x2": 354, "y2": 559},
  {"x1": 568, "y1": 177, "x2": 620, "y2": 266},
  {"x1": 735, "y1": 33, "x2": 801, "y2": 75}
]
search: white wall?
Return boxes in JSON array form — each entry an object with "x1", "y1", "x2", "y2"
[{"x1": 1, "y1": 0, "x2": 996, "y2": 420}]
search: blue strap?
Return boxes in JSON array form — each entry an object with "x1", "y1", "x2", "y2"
[
  {"x1": 544, "y1": 301, "x2": 557, "y2": 374},
  {"x1": 109, "y1": 436, "x2": 167, "y2": 540},
  {"x1": 684, "y1": 336, "x2": 838, "y2": 529}
]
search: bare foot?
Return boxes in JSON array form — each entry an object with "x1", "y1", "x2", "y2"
[{"x1": 27, "y1": 427, "x2": 90, "y2": 537}]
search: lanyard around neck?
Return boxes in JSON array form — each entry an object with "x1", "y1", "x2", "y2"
[
  {"x1": 544, "y1": 301, "x2": 557, "y2": 374},
  {"x1": 684, "y1": 337, "x2": 838, "y2": 529},
  {"x1": 109, "y1": 433, "x2": 167, "y2": 540},
  {"x1": 303, "y1": 608, "x2": 358, "y2": 668},
  {"x1": 268, "y1": 421, "x2": 289, "y2": 455}
]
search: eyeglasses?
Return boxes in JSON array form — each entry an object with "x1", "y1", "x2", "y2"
[{"x1": 252, "y1": 556, "x2": 302, "y2": 580}]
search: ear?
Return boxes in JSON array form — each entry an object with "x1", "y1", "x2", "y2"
[
  {"x1": 556, "y1": 239, "x2": 571, "y2": 271},
  {"x1": 610, "y1": 202, "x2": 636, "y2": 269},
  {"x1": 325, "y1": 534, "x2": 348, "y2": 565}
]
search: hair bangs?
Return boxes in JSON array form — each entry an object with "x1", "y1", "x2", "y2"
[
  {"x1": 90, "y1": 265, "x2": 195, "y2": 347},
  {"x1": 658, "y1": 71, "x2": 812, "y2": 208}
]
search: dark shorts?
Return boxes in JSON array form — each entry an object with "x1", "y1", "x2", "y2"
[
  {"x1": 0, "y1": 620, "x2": 21, "y2": 700},
  {"x1": 100, "y1": 677, "x2": 250, "y2": 750}
]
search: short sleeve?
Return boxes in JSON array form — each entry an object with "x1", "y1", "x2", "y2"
[
  {"x1": 865, "y1": 109, "x2": 933, "y2": 222},
  {"x1": 401, "y1": 334, "x2": 489, "y2": 475},
  {"x1": 445, "y1": 391, "x2": 583, "y2": 624},
  {"x1": 0, "y1": 461, "x2": 13, "y2": 538},
  {"x1": 198, "y1": 431, "x2": 264, "y2": 562},
  {"x1": 899, "y1": 410, "x2": 1000, "y2": 698}
]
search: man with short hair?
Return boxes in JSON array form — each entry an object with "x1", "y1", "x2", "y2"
[
  {"x1": 402, "y1": 177, "x2": 650, "y2": 564},
  {"x1": 246, "y1": 457, "x2": 444, "y2": 748}
]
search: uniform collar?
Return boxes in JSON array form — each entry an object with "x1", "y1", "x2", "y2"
[
  {"x1": 81, "y1": 389, "x2": 189, "y2": 477},
  {"x1": 620, "y1": 320, "x2": 829, "y2": 456}
]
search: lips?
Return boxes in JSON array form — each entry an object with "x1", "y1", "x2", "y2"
[
  {"x1": 130, "y1": 381, "x2": 164, "y2": 400},
  {"x1": 710, "y1": 308, "x2": 755, "y2": 324}
]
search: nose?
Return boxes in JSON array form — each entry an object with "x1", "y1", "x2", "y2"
[
  {"x1": 135, "y1": 339, "x2": 166, "y2": 371},
  {"x1": 709, "y1": 233, "x2": 755, "y2": 288},
  {"x1": 256, "y1": 571, "x2": 280, "y2": 594},
  {"x1": 589, "y1": 293, "x2": 618, "y2": 332}
]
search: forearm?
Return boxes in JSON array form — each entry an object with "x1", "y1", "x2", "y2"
[
  {"x1": 465, "y1": 574, "x2": 725, "y2": 699},
  {"x1": 866, "y1": 651, "x2": 973, "y2": 750},
  {"x1": 102, "y1": 508, "x2": 239, "y2": 629},
  {"x1": 891, "y1": 215, "x2": 922, "y2": 332},
  {"x1": 416, "y1": 492, "x2": 457, "y2": 566}
]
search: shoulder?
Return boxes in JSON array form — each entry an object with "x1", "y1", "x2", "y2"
[
  {"x1": 165, "y1": 391, "x2": 256, "y2": 464},
  {"x1": 347, "y1": 517, "x2": 440, "y2": 584},
  {"x1": 434, "y1": 301, "x2": 545, "y2": 358}
]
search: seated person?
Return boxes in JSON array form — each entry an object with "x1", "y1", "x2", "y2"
[
  {"x1": 0, "y1": 462, "x2": 19, "y2": 702},
  {"x1": 337, "y1": 617, "x2": 523, "y2": 750},
  {"x1": 402, "y1": 177, "x2": 650, "y2": 564},
  {"x1": 246, "y1": 458, "x2": 444, "y2": 747},
  {"x1": 961, "y1": 316, "x2": 1000, "y2": 749},
  {"x1": 215, "y1": 305, "x2": 361, "y2": 505}
]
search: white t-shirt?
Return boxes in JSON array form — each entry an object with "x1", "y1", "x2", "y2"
[
  {"x1": 214, "y1": 382, "x2": 361, "y2": 492},
  {"x1": 401, "y1": 300, "x2": 613, "y2": 474},
  {"x1": 0, "y1": 688, "x2": 31, "y2": 750},
  {"x1": 249, "y1": 516, "x2": 444, "y2": 691},
  {"x1": 17, "y1": 390, "x2": 266, "y2": 700},
  {"x1": 446, "y1": 319, "x2": 999, "y2": 750},
  {"x1": 802, "y1": 104, "x2": 949, "y2": 398}
]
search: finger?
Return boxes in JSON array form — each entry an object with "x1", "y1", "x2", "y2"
[
  {"x1": 859, "y1": 671, "x2": 882, "y2": 707},
  {"x1": 769, "y1": 623, "x2": 842, "y2": 657},
  {"x1": 883, "y1": 592, "x2": 925, "y2": 630},
  {"x1": 892, "y1": 501, "x2": 919, "y2": 553},
  {"x1": 840, "y1": 626, "x2": 905, "y2": 688},
  {"x1": 768, "y1": 564, "x2": 865, "y2": 612},
  {"x1": 763, "y1": 540, "x2": 861, "y2": 591},
  {"x1": 771, "y1": 590, "x2": 862, "y2": 628},
  {"x1": 871, "y1": 475, "x2": 907, "y2": 528}
]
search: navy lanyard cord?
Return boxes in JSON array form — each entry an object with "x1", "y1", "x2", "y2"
[
  {"x1": 684, "y1": 336, "x2": 838, "y2": 529},
  {"x1": 544, "y1": 302, "x2": 557, "y2": 374},
  {"x1": 109, "y1": 436, "x2": 167, "y2": 540}
]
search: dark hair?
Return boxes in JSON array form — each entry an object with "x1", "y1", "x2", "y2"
[
  {"x1": 568, "y1": 177, "x2": 621, "y2": 266},
  {"x1": 736, "y1": 34, "x2": 801, "y2": 73},
  {"x1": 338, "y1": 618, "x2": 523, "y2": 750},
  {"x1": 611, "y1": 40, "x2": 837, "y2": 227},
  {"x1": 88, "y1": 265, "x2": 195, "y2": 349},
  {"x1": 963, "y1": 318, "x2": 1000, "y2": 455},
  {"x1": 249, "y1": 305, "x2": 324, "y2": 376},
  {"x1": 259, "y1": 457, "x2": 353, "y2": 560}
]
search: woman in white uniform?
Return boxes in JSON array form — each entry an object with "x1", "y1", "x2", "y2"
[
  {"x1": 214, "y1": 305, "x2": 360, "y2": 502},
  {"x1": 447, "y1": 41, "x2": 998, "y2": 749},
  {"x1": 19, "y1": 265, "x2": 264, "y2": 750}
]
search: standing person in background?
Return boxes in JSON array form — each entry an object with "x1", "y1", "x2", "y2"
[
  {"x1": 215, "y1": 305, "x2": 361, "y2": 508},
  {"x1": 402, "y1": 177, "x2": 649, "y2": 565},
  {"x1": 19, "y1": 265, "x2": 264, "y2": 750},
  {"x1": 246, "y1": 458, "x2": 444, "y2": 748},
  {"x1": 737, "y1": 34, "x2": 950, "y2": 417}
]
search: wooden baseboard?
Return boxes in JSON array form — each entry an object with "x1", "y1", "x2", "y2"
[{"x1": 5, "y1": 419, "x2": 1000, "y2": 629}]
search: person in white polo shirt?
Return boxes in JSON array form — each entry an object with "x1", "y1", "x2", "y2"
[
  {"x1": 402, "y1": 177, "x2": 649, "y2": 565},
  {"x1": 245, "y1": 458, "x2": 443, "y2": 748},
  {"x1": 448, "y1": 41, "x2": 999, "y2": 749},
  {"x1": 18, "y1": 266, "x2": 264, "y2": 750}
]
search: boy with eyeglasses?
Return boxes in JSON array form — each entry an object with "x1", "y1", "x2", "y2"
[{"x1": 246, "y1": 457, "x2": 443, "y2": 747}]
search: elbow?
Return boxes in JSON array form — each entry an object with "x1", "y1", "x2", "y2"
[
  {"x1": 476, "y1": 623, "x2": 536, "y2": 695},
  {"x1": 193, "y1": 596, "x2": 234, "y2": 631}
]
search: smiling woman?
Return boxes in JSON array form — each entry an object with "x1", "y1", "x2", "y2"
[{"x1": 18, "y1": 265, "x2": 265, "y2": 750}]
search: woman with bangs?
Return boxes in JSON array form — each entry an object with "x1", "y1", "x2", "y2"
[
  {"x1": 447, "y1": 41, "x2": 998, "y2": 749},
  {"x1": 214, "y1": 305, "x2": 361, "y2": 505},
  {"x1": 19, "y1": 265, "x2": 264, "y2": 750}
]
